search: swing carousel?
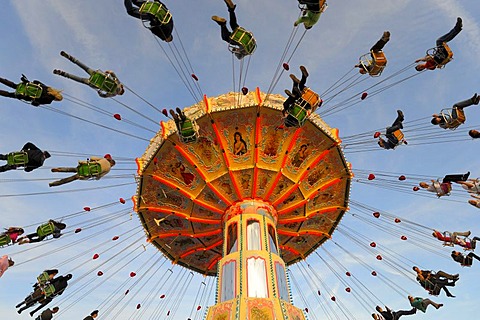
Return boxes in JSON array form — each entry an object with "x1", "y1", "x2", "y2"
[{"x1": 134, "y1": 89, "x2": 352, "y2": 319}]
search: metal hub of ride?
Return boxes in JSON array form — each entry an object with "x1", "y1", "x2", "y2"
[{"x1": 134, "y1": 89, "x2": 352, "y2": 276}]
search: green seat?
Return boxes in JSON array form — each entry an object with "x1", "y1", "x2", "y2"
[
  {"x1": 229, "y1": 27, "x2": 256, "y2": 55},
  {"x1": 15, "y1": 82, "x2": 43, "y2": 99},
  {"x1": 37, "y1": 272, "x2": 51, "y2": 286},
  {"x1": 43, "y1": 284, "x2": 56, "y2": 297},
  {"x1": 88, "y1": 71, "x2": 119, "y2": 94},
  {"x1": 179, "y1": 119, "x2": 198, "y2": 143},
  {"x1": 0, "y1": 234, "x2": 12, "y2": 247},
  {"x1": 139, "y1": 1, "x2": 172, "y2": 25},
  {"x1": 77, "y1": 162, "x2": 102, "y2": 177},
  {"x1": 7, "y1": 152, "x2": 29, "y2": 166},
  {"x1": 37, "y1": 222, "x2": 56, "y2": 238},
  {"x1": 286, "y1": 102, "x2": 309, "y2": 127}
]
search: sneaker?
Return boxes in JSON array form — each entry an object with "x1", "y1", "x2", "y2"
[
  {"x1": 381, "y1": 31, "x2": 390, "y2": 42},
  {"x1": 224, "y1": 0, "x2": 236, "y2": 10},
  {"x1": 53, "y1": 69, "x2": 62, "y2": 75},
  {"x1": 300, "y1": 65, "x2": 309, "y2": 78},
  {"x1": 397, "y1": 109, "x2": 404, "y2": 121},
  {"x1": 290, "y1": 74, "x2": 300, "y2": 84},
  {"x1": 60, "y1": 50, "x2": 68, "y2": 58},
  {"x1": 472, "y1": 93, "x2": 479, "y2": 105},
  {"x1": 437, "y1": 304, "x2": 444, "y2": 309},
  {"x1": 284, "y1": 89, "x2": 295, "y2": 98},
  {"x1": 467, "y1": 231, "x2": 472, "y2": 237},
  {"x1": 456, "y1": 17, "x2": 463, "y2": 29},
  {"x1": 463, "y1": 171, "x2": 471, "y2": 181},
  {"x1": 211, "y1": 16, "x2": 226, "y2": 25}
]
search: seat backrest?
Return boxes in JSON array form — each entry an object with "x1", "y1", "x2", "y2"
[
  {"x1": 7, "y1": 152, "x2": 29, "y2": 166},
  {"x1": 139, "y1": 1, "x2": 172, "y2": 24},
  {"x1": 89, "y1": 72, "x2": 118, "y2": 94},
  {"x1": 390, "y1": 129, "x2": 404, "y2": 143},
  {"x1": 15, "y1": 82, "x2": 43, "y2": 99},
  {"x1": 0, "y1": 234, "x2": 12, "y2": 247},
  {"x1": 301, "y1": 88, "x2": 321, "y2": 110},
  {"x1": 229, "y1": 27, "x2": 256, "y2": 55},
  {"x1": 37, "y1": 222, "x2": 56, "y2": 237}
]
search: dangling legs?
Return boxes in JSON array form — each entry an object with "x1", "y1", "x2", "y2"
[
  {"x1": 299, "y1": 66, "x2": 309, "y2": 91},
  {"x1": 51, "y1": 167, "x2": 78, "y2": 173},
  {"x1": 435, "y1": 270, "x2": 459, "y2": 280},
  {"x1": 392, "y1": 308, "x2": 416, "y2": 320},
  {"x1": 451, "y1": 231, "x2": 471, "y2": 243},
  {"x1": 370, "y1": 31, "x2": 390, "y2": 53},
  {"x1": 0, "y1": 89, "x2": 17, "y2": 98},
  {"x1": 53, "y1": 69, "x2": 90, "y2": 86},
  {"x1": 49, "y1": 174, "x2": 80, "y2": 187},
  {"x1": 422, "y1": 298, "x2": 443, "y2": 310},
  {"x1": 0, "y1": 164, "x2": 17, "y2": 172},
  {"x1": 452, "y1": 93, "x2": 480, "y2": 111},
  {"x1": 227, "y1": 1, "x2": 239, "y2": 31},
  {"x1": 467, "y1": 252, "x2": 480, "y2": 261},
  {"x1": 0, "y1": 77, "x2": 17, "y2": 89},
  {"x1": 386, "y1": 110, "x2": 404, "y2": 134},
  {"x1": 436, "y1": 17, "x2": 462, "y2": 46},
  {"x1": 59, "y1": 51, "x2": 95, "y2": 75}
]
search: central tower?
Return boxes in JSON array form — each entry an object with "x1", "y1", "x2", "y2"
[{"x1": 207, "y1": 200, "x2": 305, "y2": 319}]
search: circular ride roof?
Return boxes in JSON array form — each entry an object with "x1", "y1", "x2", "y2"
[{"x1": 134, "y1": 90, "x2": 352, "y2": 276}]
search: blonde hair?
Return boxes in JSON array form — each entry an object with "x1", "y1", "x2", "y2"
[{"x1": 47, "y1": 87, "x2": 63, "y2": 101}]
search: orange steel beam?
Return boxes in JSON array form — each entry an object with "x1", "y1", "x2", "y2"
[
  {"x1": 277, "y1": 177, "x2": 342, "y2": 215},
  {"x1": 150, "y1": 228, "x2": 222, "y2": 240},
  {"x1": 207, "y1": 256, "x2": 222, "y2": 271},
  {"x1": 144, "y1": 207, "x2": 221, "y2": 224},
  {"x1": 150, "y1": 175, "x2": 224, "y2": 214},
  {"x1": 180, "y1": 239, "x2": 224, "y2": 259},
  {"x1": 278, "y1": 229, "x2": 330, "y2": 238},
  {"x1": 172, "y1": 141, "x2": 232, "y2": 206},
  {"x1": 277, "y1": 206, "x2": 342, "y2": 223},
  {"x1": 279, "y1": 245, "x2": 301, "y2": 256}
]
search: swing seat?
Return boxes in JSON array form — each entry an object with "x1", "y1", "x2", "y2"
[
  {"x1": 178, "y1": 119, "x2": 198, "y2": 143},
  {"x1": 298, "y1": 0, "x2": 328, "y2": 13},
  {"x1": 0, "y1": 233, "x2": 12, "y2": 247},
  {"x1": 89, "y1": 71, "x2": 118, "y2": 94},
  {"x1": 440, "y1": 108, "x2": 465, "y2": 130},
  {"x1": 229, "y1": 27, "x2": 256, "y2": 56},
  {"x1": 77, "y1": 162, "x2": 102, "y2": 177},
  {"x1": 434, "y1": 180, "x2": 451, "y2": 197},
  {"x1": 37, "y1": 222, "x2": 56, "y2": 238},
  {"x1": 139, "y1": 1, "x2": 172, "y2": 25},
  {"x1": 427, "y1": 42, "x2": 453, "y2": 69},
  {"x1": 42, "y1": 284, "x2": 56, "y2": 297},
  {"x1": 37, "y1": 272, "x2": 51, "y2": 286},
  {"x1": 386, "y1": 129, "x2": 404, "y2": 147},
  {"x1": 359, "y1": 51, "x2": 387, "y2": 77},
  {"x1": 285, "y1": 102, "x2": 310, "y2": 127},
  {"x1": 7, "y1": 152, "x2": 29, "y2": 166},
  {"x1": 300, "y1": 87, "x2": 321, "y2": 112},
  {"x1": 15, "y1": 82, "x2": 43, "y2": 99},
  {"x1": 441, "y1": 231, "x2": 454, "y2": 247}
]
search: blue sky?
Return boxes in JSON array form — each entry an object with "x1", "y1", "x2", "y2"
[{"x1": 1, "y1": 0, "x2": 480, "y2": 319}]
